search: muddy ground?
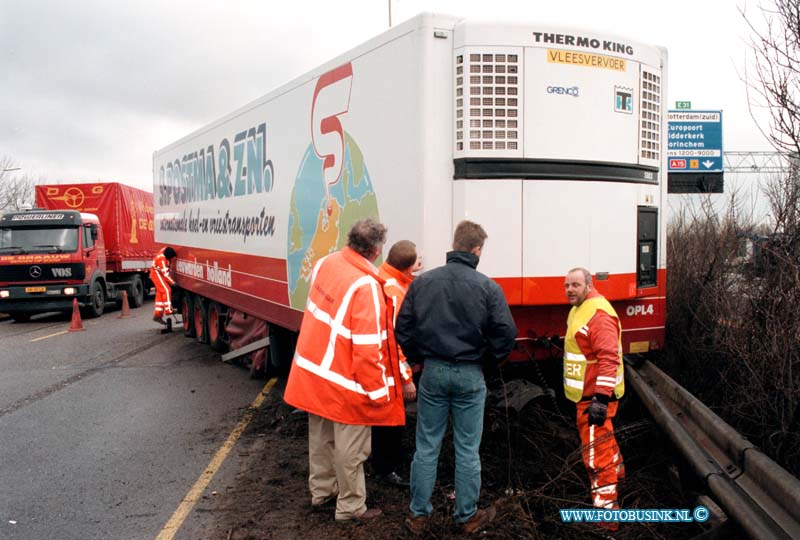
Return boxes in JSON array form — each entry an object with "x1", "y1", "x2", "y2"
[{"x1": 193, "y1": 363, "x2": 717, "y2": 540}]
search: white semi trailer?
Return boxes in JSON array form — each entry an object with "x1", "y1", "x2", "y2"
[{"x1": 153, "y1": 13, "x2": 668, "y2": 370}]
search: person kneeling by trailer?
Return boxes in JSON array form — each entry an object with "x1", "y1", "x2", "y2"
[{"x1": 150, "y1": 246, "x2": 176, "y2": 325}]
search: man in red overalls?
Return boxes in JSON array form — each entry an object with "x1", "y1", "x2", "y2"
[
  {"x1": 563, "y1": 267, "x2": 625, "y2": 534},
  {"x1": 150, "y1": 246, "x2": 176, "y2": 323}
]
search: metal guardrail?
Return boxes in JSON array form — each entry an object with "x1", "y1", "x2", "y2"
[{"x1": 627, "y1": 359, "x2": 800, "y2": 540}]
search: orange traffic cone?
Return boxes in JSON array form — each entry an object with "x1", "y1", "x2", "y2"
[
  {"x1": 119, "y1": 290, "x2": 131, "y2": 318},
  {"x1": 69, "y1": 298, "x2": 84, "y2": 332}
]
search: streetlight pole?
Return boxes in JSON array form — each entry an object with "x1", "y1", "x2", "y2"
[{"x1": 388, "y1": 0, "x2": 392, "y2": 27}]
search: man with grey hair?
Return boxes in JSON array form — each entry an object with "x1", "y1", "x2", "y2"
[
  {"x1": 563, "y1": 267, "x2": 625, "y2": 534},
  {"x1": 285, "y1": 218, "x2": 407, "y2": 523}
]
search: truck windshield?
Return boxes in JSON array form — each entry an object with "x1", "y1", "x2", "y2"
[{"x1": 0, "y1": 227, "x2": 79, "y2": 254}]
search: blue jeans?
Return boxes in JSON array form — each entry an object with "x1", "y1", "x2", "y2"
[{"x1": 409, "y1": 360, "x2": 487, "y2": 523}]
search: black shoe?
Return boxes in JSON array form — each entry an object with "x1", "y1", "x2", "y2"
[
  {"x1": 377, "y1": 471, "x2": 409, "y2": 487},
  {"x1": 311, "y1": 493, "x2": 337, "y2": 512}
]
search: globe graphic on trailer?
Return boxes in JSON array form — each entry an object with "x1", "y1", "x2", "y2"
[{"x1": 287, "y1": 133, "x2": 380, "y2": 310}]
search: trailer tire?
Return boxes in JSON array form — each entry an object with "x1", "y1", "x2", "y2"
[
  {"x1": 268, "y1": 325, "x2": 296, "y2": 377},
  {"x1": 82, "y1": 280, "x2": 105, "y2": 319},
  {"x1": 182, "y1": 293, "x2": 195, "y2": 337},
  {"x1": 207, "y1": 302, "x2": 228, "y2": 352},
  {"x1": 129, "y1": 275, "x2": 144, "y2": 308},
  {"x1": 193, "y1": 297, "x2": 208, "y2": 344}
]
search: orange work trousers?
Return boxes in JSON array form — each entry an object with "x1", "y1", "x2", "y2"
[
  {"x1": 576, "y1": 400, "x2": 624, "y2": 532},
  {"x1": 152, "y1": 275, "x2": 174, "y2": 318}
]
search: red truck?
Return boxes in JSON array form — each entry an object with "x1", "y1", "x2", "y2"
[{"x1": 0, "y1": 182, "x2": 155, "y2": 321}]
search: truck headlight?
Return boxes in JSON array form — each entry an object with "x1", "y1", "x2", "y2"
[
  {"x1": 0, "y1": 290, "x2": 8, "y2": 298},
  {"x1": 63, "y1": 287, "x2": 76, "y2": 295}
]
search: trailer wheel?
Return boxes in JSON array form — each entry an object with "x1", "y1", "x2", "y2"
[
  {"x1": 193, "y1": 297, "x2": 208, "y2": 344},
  {"x1": 129, "y1": 275, "x2": 144, "y2": 308},
  {"x1": 207, "y1": 302, "x2": 228, "y2": 352},
  {"x1": 182, "y1": 293, "x2": 195, "y2": 337},
  {"x1": 83, "y1": 280, "x2": 105, "y2": 319},
  {"x1": 268, "y1": 325, "x2": 297, "y2": 376}
]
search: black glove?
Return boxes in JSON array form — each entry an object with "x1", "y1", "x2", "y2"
[{"x1": 585, "y1": 396, "x2": 608, "y2": 426}]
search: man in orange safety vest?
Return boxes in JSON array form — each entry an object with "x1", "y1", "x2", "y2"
[
  {"x1": 371, "y1": 240, "x2": 423, "y2": 486},
  {"x1": 284, "y1": 218, "x2": 405, "y2": 522}
]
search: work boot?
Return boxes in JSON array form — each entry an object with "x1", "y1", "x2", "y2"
[
  {"x1": 335, "y1": 507, "x2": 382, "y2": 522},
  {"x1": 404, "y1": 514, "x2": 428, "y2": 536},
  {"x1": 461, "y1": 506, "x2": 497, "y2": 534},
  {"x1": 153, "y1": 315, "x2": 166, "y2": 325},
  {"x1": 376, "y1": 471, "x2": 409, "y2": 487}
]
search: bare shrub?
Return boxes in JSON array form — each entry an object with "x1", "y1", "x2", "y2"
[
  {"x1": 0, "y1": 155, "x2": 35, "y2": 212},
  {"x1": 667, "y1": 175, "x2": 800, "y2": 476}
]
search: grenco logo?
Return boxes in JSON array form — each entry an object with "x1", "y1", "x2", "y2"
[
  {"x1": 547, "y1": 86, "x2": 579, "y2": 97},
  {"x1": 29, "y1": 266, "x2": 42, "y2": 278}
]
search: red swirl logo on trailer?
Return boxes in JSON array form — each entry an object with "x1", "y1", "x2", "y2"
[
  {"x1": 311, "y1": 63, "x2": 354, "y2": 216},
  {"x1": 287, "y1": 63, "x2": 381, "y2": 310}
]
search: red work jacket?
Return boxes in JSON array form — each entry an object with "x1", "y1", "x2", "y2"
[{"x1": 149, "y1": 247, "x2": 174, "y2": 287}]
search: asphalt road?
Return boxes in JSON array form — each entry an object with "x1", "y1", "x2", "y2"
[{"x1": 0, "y1": 300, "x2": 268, "y2": 540}]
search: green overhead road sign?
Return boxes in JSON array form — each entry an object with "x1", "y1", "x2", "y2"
[{"x1": 675, "y1": 101, "x2": 692, "y2": 109}]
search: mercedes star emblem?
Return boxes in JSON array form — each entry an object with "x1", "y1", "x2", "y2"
[{"x1": 29, "y1": 265, "x2": 42, "y2": 278}]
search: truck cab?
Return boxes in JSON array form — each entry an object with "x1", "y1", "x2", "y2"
[{"x1": 0, "y1": 209, "x2": 107, "y2": 321}]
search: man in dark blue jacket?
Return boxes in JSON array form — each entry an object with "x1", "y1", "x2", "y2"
[{"x1": 396, "y1": 220, "x2": 517, "y2": 536}]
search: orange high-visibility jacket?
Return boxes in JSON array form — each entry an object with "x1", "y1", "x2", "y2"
[
  {"x1": 563, "y1": 290, "x2": 625, "y2": 403},
  {"x1": 378, "y1": 261, "x2": 414, "y2": 384},
  {"x1": 284, "y1": 247, "x2": 405, "y2": 426},
  {"x1": 150, "y1": 247, "x2": 175, "y2": 288}
]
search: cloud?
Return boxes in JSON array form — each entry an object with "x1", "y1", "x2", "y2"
[
  {"x1": 0, "y1": 0, "x2": 387, "y2": 187},
  {"x1": 0, "y1": 0, "x2": 775, "y2": 190}
]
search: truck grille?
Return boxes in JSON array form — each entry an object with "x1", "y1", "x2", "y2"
[
  {"x1": 639, "y1": 68, "x2": 662, "y2": 165},
  {"x1": 0, "y1": 263, "x2": 86, "y2": 282},
  {"x1": 455, "y1": 48, "x2": 522, "y2": 155}
]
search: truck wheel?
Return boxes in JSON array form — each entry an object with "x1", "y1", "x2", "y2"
[
  {"x1": 129, "y1": 275, "x2": 144, "y2": 308},
  {"x1": 143, "y1": 278, "x2": 154, "y2": 298},
  {"x1": 207, "y1": 302, "x2": 228, "y2": 352},
  {"x1": 83, "y1": 281, "x2": 105, "y2": 319},
  {"x1": 193, "y1": 297, "x2": 208, "y2": 344},
  {"x1": 182, "y1": 293, "x2": 195, "y2": 337},
  {"x1": 268, "y1": 325, "x2": 297, "y2": 377}
]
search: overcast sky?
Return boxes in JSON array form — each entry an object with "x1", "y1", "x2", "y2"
[{"x1": 0, "y1": 0, "x2": 772, "y2": 192}]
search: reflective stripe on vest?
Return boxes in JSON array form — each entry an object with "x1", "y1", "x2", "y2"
[
  {"x1": 296, "y1": 267, "x2": 390, "y2": 400},
  {"x1": 563, "y1": 295, "x2": 625, "y2": 402},
  {"x1": 295, "y1": 353, "x2": 393, "y2": 400},
  {"x1": 380, "y1": 271, "x2": 413, "y2": 382}
]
